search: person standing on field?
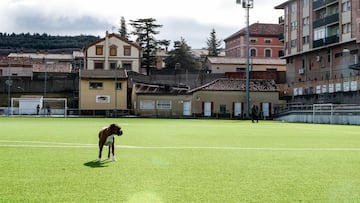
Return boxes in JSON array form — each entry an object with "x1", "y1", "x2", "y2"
[{"x1": 251, "y1": 104, "x2": 259, "y2": 123}]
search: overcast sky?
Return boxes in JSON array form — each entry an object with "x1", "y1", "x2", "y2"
[{"x1": 0, "y1": 0, "x2": 285, "y2": 49}]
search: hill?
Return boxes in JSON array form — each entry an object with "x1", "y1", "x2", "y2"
[{"x1": 0, "y1": 32, "x2": 99, "y2": 55}]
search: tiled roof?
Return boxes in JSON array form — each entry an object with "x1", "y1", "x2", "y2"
[
  {"x1": 80, "y1": 69, "x2": 128, "y2": 79},
  {"x1": 134, "y1": 83, "x2": 189, "y2": 94},
  {"x1": 224, "y1": 23, "x2": 282, "y2": 41},
  {"x1": 190, "y1": 78, "x2": 278, "y2": 92},
  {"x1": 207, "y1": 57, "x2": 286, "y2": 65},
  {"x1": 33, "y1": 63, "x2": 72, "y2": 73},
  {"x1": 8, "y1": 53, "x2": 75, "y2": 60},
  {"x1": 83, "y1": 33, "x2": 141, "y2": 51}
]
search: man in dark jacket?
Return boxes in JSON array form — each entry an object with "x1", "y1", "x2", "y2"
[{"x1": 251, "y1": 104, "x2": 259, "y2": 123}]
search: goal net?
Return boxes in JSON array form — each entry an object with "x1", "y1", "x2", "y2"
[
  {"x1": 11, "y1": 97, "x2": 67, "y2": 117},
  {"x1": 312, "y1": 103, "x2": 333, "y2": 124}
]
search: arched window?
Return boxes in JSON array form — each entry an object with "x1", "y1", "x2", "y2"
[
  {"x1": 265, "y1": 49, "x2": 272, "y2": 57},
  {"x1": 250, "y1": 49, "x2": 257, "y2": 57}
]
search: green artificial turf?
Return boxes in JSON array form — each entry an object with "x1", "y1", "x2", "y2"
[{"x1": 0, "y1": 117, "x2": 359, "y2": 202}]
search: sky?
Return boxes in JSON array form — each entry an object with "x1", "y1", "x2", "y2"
[{"x1": 0, "y1": 0, "x2": 285, "y2": 49}]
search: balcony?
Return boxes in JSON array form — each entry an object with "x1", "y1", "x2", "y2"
[
  {"x1": 313, "y1": 13, "x2": 339, "y2": 28},
  {"x1": 326, "y1": 0, "x2": 338, "y2": 5},
  {"x1": 313, "y1": 18, "x2": 325, "y2": 28},
  {"x1": 313, "y1": 39, "x2": 324, "y2": 48},
  {"x1": 278, "y1": 16, "x2": 284, "y2": 25},
  {"x1": 325, "y1": 13, "x2": 339, "y2": 25},
  {"x1": 313, "y1": 0, "x2": 338, "y2": 10},
  {"x1": 349, "y1": 63, "x2": 360, "y2": 70},
  {"x1": 325, "y1": 35, "x2": 339, "y2": 45},
  {"x1": 313, "y1": 0, "x2": 325, "y2": 10}
]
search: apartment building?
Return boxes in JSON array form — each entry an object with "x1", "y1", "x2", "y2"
[{"x1": 275, "y1": 0, "x2": 360, "y2": 103}]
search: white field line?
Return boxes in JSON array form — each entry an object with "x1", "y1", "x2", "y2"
[{"x1": 1, "y1": 140, "x2": 360, "y2": 151}]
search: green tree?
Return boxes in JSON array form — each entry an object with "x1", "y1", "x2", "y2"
[
  {"x1": 206, "y1": 29, "x2": 222, "y2": 56},
  {"x1": 130, "y1": 18, "x2": 163, "y2": 75},
  {"x1": 118, "y1": 16, "x2": 128, "y2": 39},
  {"x1": 164, "y1": 37, "x2": 199, "y2": 70}
]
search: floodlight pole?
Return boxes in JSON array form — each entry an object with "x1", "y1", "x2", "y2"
[{"x1": 237, "y1": 0, "x2": 253, "y2": 118}]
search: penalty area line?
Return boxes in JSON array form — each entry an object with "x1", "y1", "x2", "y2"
[{"x1": 0, "y1": 142, "x2": 360, "y2": 151}]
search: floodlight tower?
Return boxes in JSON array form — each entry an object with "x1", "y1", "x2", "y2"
[{"x1": 236, "y1": 0, "x2": 253, "y2": 118}]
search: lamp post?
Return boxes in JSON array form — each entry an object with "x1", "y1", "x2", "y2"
[
  {"x1": 6, "y1": 63, "x2": 12, "y2": 116},
  {"x1": 114, "y1": 65, "x2": 120, "y2": 116},
  {"x1": 237, "y1": 0, "x2": 253, "y2": 118}
]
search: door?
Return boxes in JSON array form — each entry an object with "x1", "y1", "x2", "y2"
[
  {"x1": 204, "y1": 102, "x2": 212, "y2": 116},
  {"x1": 262, "y1": 102, "x2": 270, "y2": 118},
  {"x1": 183, "y1": 101, "x2": 191, "y2": 116},
  {"x1": 234, "y1": 102, "x2": 242, "y2": 117}
]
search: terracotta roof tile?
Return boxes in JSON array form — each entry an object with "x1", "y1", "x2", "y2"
[{"x1": 224, "y1": 23, "x2": 282, "y2": 41}]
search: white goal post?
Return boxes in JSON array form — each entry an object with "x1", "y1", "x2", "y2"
[
  {"x1": 312, "y1": 103, "x2": 333, "y2": 124},
  {"x1": 11, "y1": 97, "x2": 68, "y2": 117}
]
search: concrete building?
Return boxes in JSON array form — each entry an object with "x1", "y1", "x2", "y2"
[
  {"x1": 275, "y1": 0, "x2": 360, "y2": 104},
  {"x1": 132, "y1": 79, "x2": 285, "y2": 118}
]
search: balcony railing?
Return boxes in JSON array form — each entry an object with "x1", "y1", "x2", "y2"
[
  {"x1": 325, "y1": 35, "x2": 339, "y2": 45},
  {"x1": 313, "y1": 0, "x2": 325, "y2": 10},
  {"x1": 313, "y1": 39, "x2": 324, "y2": 48},
  {"x1": 349, "y1": 63, "x2": 360, "y2": 70},
  {"x1": 278, "y1": 16, "x2": 284, "y2": 25},
  {"x1": 313, "y1": 13, "x2": 339, "y2": 28},
  {"x1": 325, "y1": 13, "x2": 339, "y2": 25},
  {"x1": 326, "y1": 0, "x2": 337, "y2": 5},
  {"x1": 313, "y1": 0, "x2": 338, "y2": 10}
]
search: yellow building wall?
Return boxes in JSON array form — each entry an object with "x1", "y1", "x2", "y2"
[
  {"x1": 192, "y1": 90, "x2": 285, "y2": 115},
  {"x1": 80, "y1": 78, "x2": 127, "y2": 110},
  {"x1": 133, "y1": 94, "x2": 191, "y2": 117}
]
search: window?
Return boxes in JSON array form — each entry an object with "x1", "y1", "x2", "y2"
[
  {"x1": 110, "y1": 45, "x2": 117, "y2": 56},
  {"x1": 291, "y1": 21, "x2": 297, "y2": 31},
  {"x1": 156, "y1": 100, "x2": 171, "y2": 110},
  {"x1": 291, "y1": 39, "x2": 297, "y2": 48},
  {"x1": 302, "y1": 0, "x2": 308, "y2": 7},
  {"x1": 236, "y1": 67, "x2": 246, "y2": 72},
  {"x1": 265, "y1": 39, "x2": 271, "y2": 44},
  {"x1": 250, "y1": 49, "x2": 257, "y2": 57},
  {"x1": 342, "y1": 23, "x2": 351, "y2": 34},
  {"x1": 314, "y1": 28, "x2": 325, "y2": 40},
  {"x1": 220, "y1": 105, "x2": 226, "y2": 114},
  {"x1": 124, "y1": 46, "x2": 131, "y2": 56},
  {"x1": 94, "y1": 62, "x2": 104, "y2": 69},
  {"x1": 115, "y1": 82, "x2": 122, "y2": 90},
  {"x1": 89, "y1": 82, "x2": 103, "y2": 89},
  {"x1": 303, "y1": 17, "x2": 309, "y2": 26},
  {"x1": 140, "y1": 100, "x2": 155, "y2": 110},
  {"x1": 96, "y1": 45, "x2": 103, "y2": 55},
  {"x1": 265, "y1": 49, "x2": 271, "y2": 57},
  {"x1": 302, "y1": 35, "x2": 310, "y2": 45},
  {"x1": 342, "y1": 1, "x2": 351, "y2": 12},
  {"x1": 278, "y1": 50, "x2": 284, "y2": 57},
  {"x1": 109, "y1": 62, "x2": 117, "y2": 70},
  {"x1": 291, "y1": 2, "x2": 297, "y2": 13},
  {"x1": 250, "y1": 39, "x2": 257, "y2": 44},
  {"x1": 122, "y1": 62, "x2": 132, "y2": 71}
]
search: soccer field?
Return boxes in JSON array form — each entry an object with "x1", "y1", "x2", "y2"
[{"x1": 0, "y1": 117, "x2": 360, "y2": 202}]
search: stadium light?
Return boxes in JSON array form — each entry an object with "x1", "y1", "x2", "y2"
[{"x1": 237, "y1": 0, "x2": 254, "y2": 118}]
